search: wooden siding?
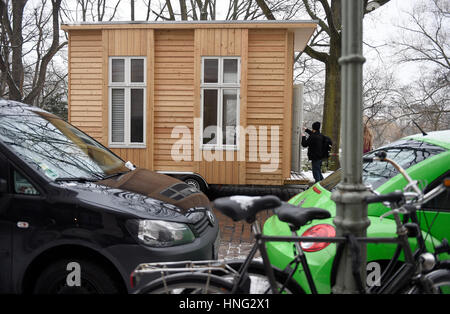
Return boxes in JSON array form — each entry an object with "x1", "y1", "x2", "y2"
[
  {"x1": 69, "y1": 29, "x2": 152, "y2": 168},
  {"x1": 69, "y1": 30, "x2": 104, "y2": 141},
  {"x1": 103, "y1": 29, "x2": 151, "y2": 168},
  {"x1": 67, "y1": 25, "x2": 297, "y2": 185},
  {"x1": 193, "y1": 29, "x2": 245, "y2": 185},
  {"x1": 245, "y1": 29, "x2": 290, "y2": 185},
  {"x1": 153, "y1": 29, "x2": 195, "y2": 173}
]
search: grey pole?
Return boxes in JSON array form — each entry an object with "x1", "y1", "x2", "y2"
[
  {"x1": 291, "y1": 85, "x2": 304, "y2": 173},
  {"x1": 331, "y1": 0, "x2": 371, "y2": 294}
]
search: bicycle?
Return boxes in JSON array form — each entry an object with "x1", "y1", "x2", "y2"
[{"x1": 131, "y1": 151, "x2": 450, "y2": 294}]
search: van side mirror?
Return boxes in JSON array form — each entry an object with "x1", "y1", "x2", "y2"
[{"x1": 0, "y1": 179, "x2": 7, "y2": 193}]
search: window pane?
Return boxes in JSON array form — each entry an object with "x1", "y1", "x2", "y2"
[
  {"x1": 14, "y1": 171, "x2": 39, "y2": 195},
  {"x1": 131, "y1": 59, "x2": 144, "y2": 83},
  {"x1": 223, "y1": 59, "x2": 238, "y2": 83},
  {"x1": 320, "y1": 140, "x2": 445, "y2": 192},
  {"x1": 111, "y1": 89, "x2": 125, "y2": 143},
  {"x1": 203, "y1": 89, "x2": 218, "y2": 145},
  {"x1": 222, "y1": 89, "x2": 238, "y2": 145},
  {"x1": 130, "y1": 89, "x2": 144, "y2": 143},
  {"x1": 204, "y1": 59, "x2": 218, "y2": 83},
  {"x1": 0, "y1": 114, "x2": 127, "y2": 181},
  {"x1": 111, "y1": 59, "x2": 125, "y2": 83}
]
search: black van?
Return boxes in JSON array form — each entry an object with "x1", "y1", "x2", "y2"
[{"x1": 0, "y1": 99, "x2": 219, "y2": 293}]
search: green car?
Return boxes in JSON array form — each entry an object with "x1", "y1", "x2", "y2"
[{"x1": 263, "y1": 130, "x2": 450, "y2": 294}]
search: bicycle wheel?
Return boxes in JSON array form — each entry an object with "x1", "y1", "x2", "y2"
[
  {"x1": 405, "y1": 269, "x2": 450, "y2": 294},
  {"x1": 222, "y1": 260, "x2": 305, "y2": 294},
  {"x1": 136, "y1": 272, "x2": 234, "y2": 294}
]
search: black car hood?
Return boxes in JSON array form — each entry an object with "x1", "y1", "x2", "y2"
[
  {"x1": 55, "y1": 169, "x2": 211, "y2": 223},
  {"x1": 96, "y1": 168, "x2": 211, "y2": 212}
]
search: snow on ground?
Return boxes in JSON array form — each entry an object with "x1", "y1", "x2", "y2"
[{"x1": 302, "y1": 170, "x2": 333, "y2": 182}]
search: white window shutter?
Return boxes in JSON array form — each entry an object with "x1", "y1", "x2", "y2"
[{"x1": 111, "y1": 88, "x2": 125, "y2": 143}]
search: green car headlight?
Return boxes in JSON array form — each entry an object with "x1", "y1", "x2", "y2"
[{"x1": 130, "y1": 220, "x2": 195, "y2": 247}]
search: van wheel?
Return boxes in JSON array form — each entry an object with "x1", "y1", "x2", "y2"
[
  {"x1": 184, "y1": 177, "x2": 207, "y2": 193},
  {"x1": 33, "y1": 259, "x2": 121, "y2": 294}
]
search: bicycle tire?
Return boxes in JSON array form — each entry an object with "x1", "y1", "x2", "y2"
[
  {"x1": 135, "y1": 272, "x2": 234, "y2": 294},
  {"x1": 405, "y1": 269, "x2": 450, "y2": 294},
  {"x1": 221, "y1": 260, "x2": 305, "y2": 294}
]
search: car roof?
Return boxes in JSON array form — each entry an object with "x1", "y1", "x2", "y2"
[
  {"x1": 0, "y1": 98, "x2": 57, "y2": 118},
  {"x1": 404, "y1": 130, "x2": 450, "y2": 150}
]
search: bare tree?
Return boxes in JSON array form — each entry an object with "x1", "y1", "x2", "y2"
[
  {"x1": 224, "y1": 0, "x2": 266, "y2": 20},
  {"x1": 142, "y1": 0, "x2": 218, "y2": 21},
  {"x1": 387, "y1": 0, "x2": 449, "y2": 137},
  {"x1": 179, "y1": 0, "x2": 188, "y2": 20},
  {"x1": 60, "y1": 0, "x2": 122, "y2": 22},
  {"x1": 0, "y1": 0, "x2": 67, "y2": 105},
  {"x1": 76, "y1": 0, "x2": 89, "y2": 21},
  {"x1": 394, "y1": 0, "x2": 449, "y2": 75},
  {"x1": 254, "y1": 0, "x2": 392, "y2": 169}
]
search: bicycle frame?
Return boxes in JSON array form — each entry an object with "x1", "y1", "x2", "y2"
[
  {"x1": 242, "y1": 221, "x2": 408, "y2": 294},
  {"x1": 249, "y1": 181, "x2": 448, "y2": 294},
  {"x1": 132, "y1": 215, "x2": 420, "y2": 294},
  {"x1": 131, "y1": 160, "x2": 448, "y2": 294}
]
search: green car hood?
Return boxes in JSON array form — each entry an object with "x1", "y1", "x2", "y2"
[{"x1": 289, "y1": 149, "x2": 449, "y2": 220}]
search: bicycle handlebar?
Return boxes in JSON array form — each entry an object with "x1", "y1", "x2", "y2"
[
  {"x1": 364, "y1": 150, "x2": 423, "y2": 197},
  {"x1": 365, "y1": 191, "x2": 404, "y2": 204}
]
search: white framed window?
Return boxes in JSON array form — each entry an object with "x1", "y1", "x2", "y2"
[
  {"x1": 201, "y1": 57, "x2": 240, "y2": 150},
  {"x1": 108, "y1": 57, "x2": 146, "y2": 148}
]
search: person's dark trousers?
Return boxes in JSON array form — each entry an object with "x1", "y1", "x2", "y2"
[{"x1": 311, "y1": 159, "x2": 324, "y2": 183}]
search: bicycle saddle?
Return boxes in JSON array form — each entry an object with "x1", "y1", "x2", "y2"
[
  {"x1": 275, "y1": 203, "x2": 331, "y2": 229},
  {"x1": 213, "y1": 195, "x2": 282, "y2": 223}
]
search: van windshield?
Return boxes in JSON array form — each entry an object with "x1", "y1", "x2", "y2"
[
  {"x1": 320, "y1": 139, "x2": 445, "y2": 192},
  {"x1": 0, "y1": 112, "x2": 129, "y2": 181}
]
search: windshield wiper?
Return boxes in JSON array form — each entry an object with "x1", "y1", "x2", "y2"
[
  {"x1": 362, "y1": 170, "x2": 390, "y2": 179},
  {"x1": 54, "y1": 177, "x2": 100, "y2": 183},
  {"x1": 99, "y1": 170, "x2": 131, "y2": 180}
]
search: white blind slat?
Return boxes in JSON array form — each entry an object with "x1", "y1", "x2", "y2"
[{"x1": 111, "y1": 88, "x2": 125, "y2": 143}]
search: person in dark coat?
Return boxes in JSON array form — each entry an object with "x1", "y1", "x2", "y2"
[{"x1": 301, "y1": 121, "x2": 324, "y2": 183}]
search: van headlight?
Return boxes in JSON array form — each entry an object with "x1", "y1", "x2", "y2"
[{"x1": 128, "y1": 220, "x2": 195, "y2": 247}]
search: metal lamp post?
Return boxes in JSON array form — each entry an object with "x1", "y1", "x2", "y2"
[{"x1": 331, "y1": 0, "x2": 372, "y2": 294}]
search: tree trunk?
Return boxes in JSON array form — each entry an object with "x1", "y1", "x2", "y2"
[
  {"x1": 323, "y1": 42, "x2": 341, "y2": 170},
  {"x1": 23, "y1": 0, "x2": 66, "y2": 105},
  {"x1": 179, "y1": 0, "x2": 188, "y2": 20},
  {"x1": 10, "y1": 0, "x2": 27, "y2": 101},
  {"x1": 165, "y1": 0, "x2": 175, "y2": 20},
  {"x1": 199, "y1": 0, "x2": 210, "y2": 20},
  {"x1": 322, "y1": 0, "x2": 341, "y2": 170},
  {"x1": 255, "y1": 0, "x2": 275, "y2": 20},
  {"x1": 131, "y1": 0, "x2": 135, "y2": 21}
]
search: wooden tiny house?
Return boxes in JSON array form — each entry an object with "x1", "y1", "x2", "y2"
[{"x1": 62, "y1": 21, "x2": 316, "y2": 191}]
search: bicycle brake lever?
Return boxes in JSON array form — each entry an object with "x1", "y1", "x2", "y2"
[{"x1": 380, "y1": 208, "x2": 407, "y2": 221}]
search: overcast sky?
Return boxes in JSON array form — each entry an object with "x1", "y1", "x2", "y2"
[
  {"x1": 55, "y1": 0, "x2": 430, "y2": 85},
  {"x1": 107, "y1": 0, "x2": 423, "y2": 83},
  {"x1": 363, "y1": 0, "x2": 424, "y2": 83}
]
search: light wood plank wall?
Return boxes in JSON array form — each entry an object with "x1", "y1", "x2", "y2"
[
  {"x1": 68, "y1": 30, "x2": 103, "y2": 141},
  {"x1": 154, "y1": 29, "x2": 195, "y2": 173},
  {"x1": 194, "y1": 28, "x2": 245, "y2": 185},
  {"x1": 245, "y1": 29, "x2": 293, "y2": 185},
  {"x1": 104, "y1": 29, "x2": 151, "y2": 168}
]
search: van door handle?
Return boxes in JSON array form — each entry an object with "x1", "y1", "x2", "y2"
[{"x1": 17, "y1": 221, "x2": 30, "y2": 229}]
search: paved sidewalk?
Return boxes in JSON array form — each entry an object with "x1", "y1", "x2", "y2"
[{"x1": 214, "y1": 209, "x2": 273, "y2": 260}]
